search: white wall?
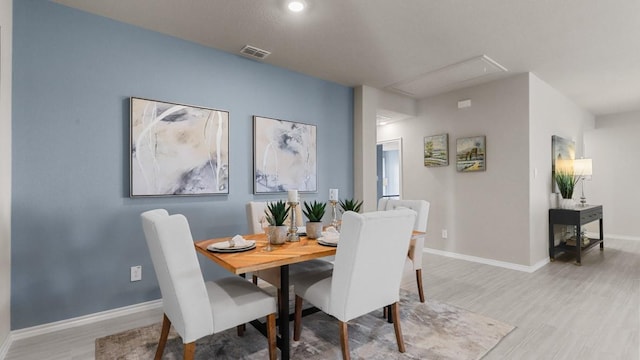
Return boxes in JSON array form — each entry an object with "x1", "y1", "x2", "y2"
[
  {"x1": 0, "y1": 0, "x2": 13, "y2": 350},
  {"x1": 378, "y1": 89, "x2": 417, "y2": 118},
  {"x1": 379, "y1": 73, "x2": 595, "y2": 267},
  {"x1": 379, "y1": 74, "x2": 532, "y2": 265},
  {"x1": 529, "y1": 74, "x2": 595, "y2": 264},
  {"x1": 584, "y1": 111, "x2": 640, "y2": 239},
  {"x1": 354, "y1": 86, "x2": 379, "y2": 212}
]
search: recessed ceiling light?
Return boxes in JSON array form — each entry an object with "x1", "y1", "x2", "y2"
[{"x1": 288, "y1": 1, "x2": 306, "y2": 12}]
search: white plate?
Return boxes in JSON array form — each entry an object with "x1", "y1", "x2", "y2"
[
  {"x1": 207, "y1": 240, "x2": 256, "y2": 251},
  {"x1": 317, "y1": 238, "x2": 338, "y2": 247},
  {"x1": 208, "y1": 243, "x2": 257, "y2": 253},
  {"x1": 209, "y1": 239, "x2": 255, "y2": 250}
]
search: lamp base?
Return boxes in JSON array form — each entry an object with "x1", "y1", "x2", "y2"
[{"x1": 578, "y1": 177, "x2": 588, "y2": 207}]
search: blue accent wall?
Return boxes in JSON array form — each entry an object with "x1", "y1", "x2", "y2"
[{"x1": 12, "y1": 0, "x2": 353, "y2": 329}]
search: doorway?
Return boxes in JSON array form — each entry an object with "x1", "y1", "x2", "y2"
[{"x1": 376, "y1": 138, "x2": 402, "y2": 202}]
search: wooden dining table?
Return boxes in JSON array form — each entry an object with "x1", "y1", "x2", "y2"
[
  {"x1": 194, "y1": 231, "x2": 425, "y2": 360},
  {"x1": 195, "y1": 233, "x2": 336, "y2": 360}
]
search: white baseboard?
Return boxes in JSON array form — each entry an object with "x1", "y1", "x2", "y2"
[
  {"x1": 10, "y1": 299, "x2": 162, "y2": 342},
  {"x1": 585, "y1": 232, "x2": 640, "y2": 242},
  {"x1": 0, "y1": 333, "x2": 10, "y2": 360},
  {"x1": 423, "y1": 248, "x2": 549, "y2": 273}
]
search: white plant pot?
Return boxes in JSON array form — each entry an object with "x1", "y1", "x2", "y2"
[
  {"x1": 306, "y1": 222, "x2": 323, "y2": 239},
  {"x1": 559, "y1": 198, "x2": 575, "y2": 209},
  {"x1": 269, "y1": 225, "x2": 288, "y2": 245}
]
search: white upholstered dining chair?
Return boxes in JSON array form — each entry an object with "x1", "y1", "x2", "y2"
[
  {"x1": 246, "y1": 201, "x2": 333, "y2": 288},
  {"x1": 292, "y1": 209, "x2": 417, "y2": 360},
  {"x1": 377, "y1": 198, "x2": 430, "y2": 302},
  {"x1": 141, "y1": 209, "x2": 278, "y2": 360}
]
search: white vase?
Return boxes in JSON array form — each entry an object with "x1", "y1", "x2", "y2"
[
  {"x1": 559, "y1": 198, "x2": 575, "y2": 209},
  {"x1": 268, "y1": 225, "x2": 288, "y2": 245},
  {"x1": 306, "y1": 222, "x2": 323, "y2": 239}
]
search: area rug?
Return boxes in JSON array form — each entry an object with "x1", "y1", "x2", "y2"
[{"x1": 96, "y1": 291, "x2": 514, "y2": 360}]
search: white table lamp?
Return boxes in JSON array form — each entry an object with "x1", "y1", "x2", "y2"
[{"x1": 573, "y1": 158, "x2": 593, "y2": 206}]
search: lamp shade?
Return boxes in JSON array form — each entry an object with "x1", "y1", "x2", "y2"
[{"x1": 573, "y1": 158, "x2": 593, "y2": 177}]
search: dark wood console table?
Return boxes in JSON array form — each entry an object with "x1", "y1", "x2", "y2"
[{"x1": 549, "y1": 205, "x2": 603, "y2": 265}]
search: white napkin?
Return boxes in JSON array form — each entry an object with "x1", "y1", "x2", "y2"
[
  {"x1": 228, "y1": 234, "x2": 249, "y2": 248},
  {"x1": 321, "y1": 226, "x2": 340, "y2": 244}
]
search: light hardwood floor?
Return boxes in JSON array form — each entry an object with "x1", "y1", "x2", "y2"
[{"x1": 5, "y1": 237, "x2": 639, "y2": 359}]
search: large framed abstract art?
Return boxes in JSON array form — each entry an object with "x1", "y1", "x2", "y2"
[
  {"x1": 130, "y1": 97, "x2": 229, "y2": 197},
  {"x1": 253, "y1": 116, "x2": 317, "y2": 194}
]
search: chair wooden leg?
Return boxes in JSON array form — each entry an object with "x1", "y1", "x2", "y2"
[
  {"x1": 183, "y1": 342, "x2": 196, "y2": 360},
  {"x1": 237, "y1": 324, "x2": 245, "y2": 336},
  {"x1": 266, "y1": 313, "x2": 277, "y2": 360},
  {"x1": 252, "y1": 274, "x2": 258, "y2": 285},
  {"x1": 416, "y1": 269, "x2": 425, "y2": 303},
  {"x1": 155, "y1": 314, "x2": 171, "y2": 360},
  {"x1": 391, "y1": 302, "x2": 405, "y2": 353},
  {"x1": 293, "y1": 295, "x2": 303, "y2": 341},
  {"x1": 339, "y1": 321, "x2": 350, "y2": 360},
  {"x1": 383, "y1": 306, "x2": 388, "y2": 319}
]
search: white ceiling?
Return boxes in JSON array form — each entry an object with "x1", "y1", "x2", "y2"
[{"x1": 53, "y1": 0, "x2": 640, "y2": 116}]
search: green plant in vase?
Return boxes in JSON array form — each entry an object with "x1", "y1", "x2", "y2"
[
  {"x1": 339, "y1": 198, "x2": 363, "y2": 213},
  {"x1": 265, "y1": 200, "x2": 290, "y2": 244},
  {"x1": 303, "y1": 200, "x2": 326, "y2": 239},
  {"x1": 555, "y1": 170, "x2": 579, "y2": 209},
  {"x1": 303, "y1": 200, "x2": 326, "y2": 222},
  {"x1": 265, "y1": 200, "x2": 289, "y2": 225}
]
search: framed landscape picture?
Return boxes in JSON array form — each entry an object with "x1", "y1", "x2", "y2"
[
  {"x1": 424, "y1": 134, "x2": 449, "y2": 167},
  {"x1": 253, "y1": 116, "x2": 317, "y2": 194},
  {"x1": 456, "y1": 136, "x2": 486, "y2": 172},
  {"x1": 130, "y1": 97, "x2": 229, "y2": 197}
]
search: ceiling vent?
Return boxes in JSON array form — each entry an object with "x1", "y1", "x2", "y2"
[
  {"x1": 387, "y1": 55, "x2": 508, "y2": 98},
  {"x1": 240, "y1": 45, "x2": 271, "y2": 60}
]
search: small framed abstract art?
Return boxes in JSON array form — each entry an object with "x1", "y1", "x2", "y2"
[
  {"x1": 456, "y1": 136, "x2": 486, "y2": 172},
  {"x1": 253, "y1": 116, "x2": 317, "y2": 194},
  {"x1": 130, "y1": 97, "x2": 229, "y2": 197},
  {"x1": 424, "y1": 134, "x2": 449, "y2": 167}
]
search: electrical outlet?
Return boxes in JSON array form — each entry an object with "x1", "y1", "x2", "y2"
[
  {"x1": 130, "y1": 265, "x2": 142, "y2": 282},
  {"x1": 441, "y1": 229, "x2": 448, "y2": 239}
]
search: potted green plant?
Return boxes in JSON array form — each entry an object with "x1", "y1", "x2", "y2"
[
  {"x1": 265, "y1": 200, "x2": 290, "y2": 244},
  {"x1": 303, "y1": 200, "x2": 326, "y2": 239},
  {"x1": 555, "y1": 170, "x2": 579, "y2": 209},
  {"x1": 339, "y1": 198, "x2": 363, "y2": 213}
]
